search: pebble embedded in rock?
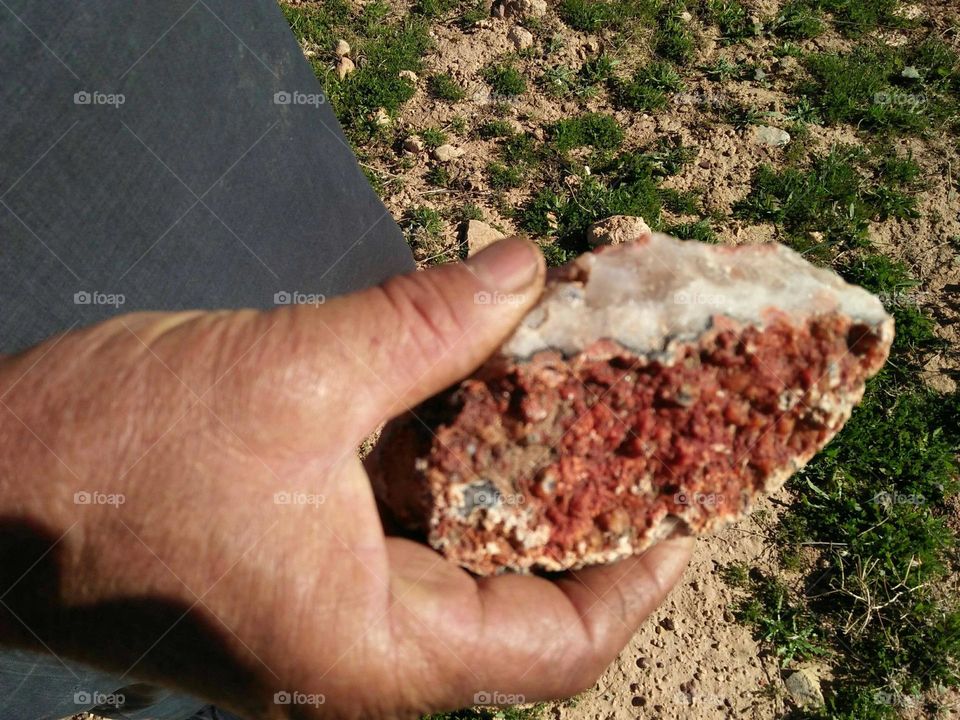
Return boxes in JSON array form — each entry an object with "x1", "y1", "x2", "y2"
[
  {"x1": 785, "y1": 668, "x2": 824, "y2": 707},
  {"x1": 336, "y1": 55, "x2": 355, "y2": 80},
  {"x1": 464, "y1": 220, "x2": 505, "y2": 256},
  {"x1": 587, "y1": 214, "x2": 652, "y2": 246},
  {"x1": 507, "y1": 25, "x2": 534, "y2": 50},
  {"x1": 433, "y1": 144, "x2": 465, "y2": 162},
  {"x1": 403, "y1": 135, "x2": 425, "y2": 154}
]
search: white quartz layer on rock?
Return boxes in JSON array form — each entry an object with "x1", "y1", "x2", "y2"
[{"x1": 504, "y1": 233, "x2": 891, "y2": 358}]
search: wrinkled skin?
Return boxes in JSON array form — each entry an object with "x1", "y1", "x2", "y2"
[{"x1": 0, "y1": 238, "x2": 691, "y2": 719}]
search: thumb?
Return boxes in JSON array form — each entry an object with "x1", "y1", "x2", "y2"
[{"x1": 312, "y1": 237, "x2": 545, "y2": 434}]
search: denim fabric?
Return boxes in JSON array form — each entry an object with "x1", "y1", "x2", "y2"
[{"x1": 0, "y1": 1, "x2": 413, "y2": 717}]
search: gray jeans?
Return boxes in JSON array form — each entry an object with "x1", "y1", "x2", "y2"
[{"x1": 0, "y1": 1, "x2": 413, "y2": 718}]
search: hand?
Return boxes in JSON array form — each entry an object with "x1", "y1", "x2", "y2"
[{"x1": 0, "y1": 238, "x2": 692, "y2": 719}]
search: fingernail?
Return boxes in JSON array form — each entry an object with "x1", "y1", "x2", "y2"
[{"x1": 467, "y1": 237, "x2": 543, "y2": 292}]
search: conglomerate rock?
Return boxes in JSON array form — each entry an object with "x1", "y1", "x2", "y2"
[{"x1": 372, "y1": 233, "x2": 893, "y2": 575}]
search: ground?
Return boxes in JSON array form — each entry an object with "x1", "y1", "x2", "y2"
[{"x1": 278, "y1": 0, "x2": 960, "y2": 718}]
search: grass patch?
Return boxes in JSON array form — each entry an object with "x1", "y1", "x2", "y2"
[
  {"x1": 487, "y1": 161, "x2": 526, "y2": 189},
  {"x1": 420, "y1": 127, "x2": 449, "y2": 149},
  {"x1": 558, "y1": 0, "x2": 656, "y2": 32},
  {"x1": 520, "y1": 137, "x2": 697, "y2": 250},
  {"x1": 733, "y1": 145, "x2": 921, "y2": 256},
  {"x1": 477, "y1": 120, "x2": 517, "y2": 139},
  {"x1": 549, "y1": 112, "x2": 625, "y2": 153},
  {"x1": 482, "y1": 61, "x2": 528, "y2": 97},
  {"x1": 655, "y1": 5, "x2": 696, "y2": 65},
  {"x1": 702, "y1": 0, "x2": 757, "y2": 44},
  {"x1": 800, "y1": 41, "x2": 960, "y2": 134},
  {"x1": 424, "y1": 705, "x2": 545, "y2": 720},
  {"x1": 611, "y1": 60, "x2": 684, "y2": 111},
  {"x1": 282, "y1": 0, "x2": 430, "y2": 140},
  {"x1": 428, "y1": 73, "x2": 466, "y2": 102}
]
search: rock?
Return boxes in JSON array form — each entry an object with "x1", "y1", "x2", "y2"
[
  {"x1": 754, "y1": 68, "x2": 767, "y2": 82},
  {"x1": 336, "y1": 55, "x2": 355, "y2": 80},
  {"x1": 334, "y1": 39, "x2": 351, "y2": 57},
  {"x1": 464, "y1": 220, "x2": 505, "y2": 256},
  {"x1": 680, "y1": 10, "x2": 693, "y2": 22},
  {"x1": 371, "y1": 235, "x2": 893, "y2": 574},
  {"x1": 752, "y1": 125, "x2": 791, "y2": 147},
  {"x1": 785, "y1": 668, "x2": 824, "y2": 707},
  {"x1": 432, "y1": 144, "x2": 465, "y2": 162},
  {"x1": 399, "y1": 69, "x2": 419, "y2": 84},
  {"x1": 587, "y1": 214, "x2": 652, "y2": 246},
  {"x1": 507, "y1": 25, "x2": 534, "y2": 51},
  {"x1": 403, "y1": 135, "x2": 425, "y2": 154},
  {"x1": 901, "y1": 65, "x2": 920, "y2": 80}
]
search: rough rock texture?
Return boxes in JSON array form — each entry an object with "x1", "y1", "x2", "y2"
[
  {"x1": 587, "y1": 214, "x2": 652, "y2": 246},
  {"x1": 464, "y1": 219, "x2": 505, "y2": 256},
  {"x1": 372, "y1": 234, "x2": 893, "y2": 575}
]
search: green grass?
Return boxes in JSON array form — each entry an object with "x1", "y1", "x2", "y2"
[
  {"x1": 428, "y1": 73, "x2": 466, "y2": 102},
  {"x1": 487, "y1": 161, "x2": 526, "y2": 189},
  {"x1": 541, "y1": 56, "x2": 616, "y2": 98},
  {"x1": 282, "y1": 0, "x2": 430, "y2": 140},
  {"x1": 420, "y1": 127, "x2": 449, "y2": 149},
  {"x1": 702, "y1": 0, "x2": 757, "y2": 44},
  {"x1": 800, "y1": 41, "x2": 960, "y2": 134},
  {"x1": 733, "y1": 145, "x2": 921, "y2": 256},
  {"x1": 548, "y1": 112, "x2": 625, "y2": 153},
  {"x1": 726, "y1": 566, "x2": 828, "y2": 665},
  {"x1": 477, "y1": 120, "x2": 517, "y2": 139},
  {"x1": 519, "y1": 137, "x2": 699, "y2": 253},
  {"x1": 482, "y1": 61, "x2": 528, "y2": 97},
  {"x1": 611, "y1": 60, "x2": 684, "y2": 111},
  {"x1": 655, "y1": 5, "x2": 696, "y2": 65},
  {"x1": 558, "y1": 0, "x2": 657, "y2": 32},
  {"x1": 774, "y1": 0, "x2": 825, "y2": 39}
]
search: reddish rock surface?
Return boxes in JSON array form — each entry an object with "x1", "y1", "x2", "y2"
[{"x1": 372, "y1": 236, "x2": 893, "y2": 574}]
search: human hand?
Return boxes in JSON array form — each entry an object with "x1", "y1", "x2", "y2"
[{"x1": 0, "y1": 237, "x2": 692, "y2": 719}]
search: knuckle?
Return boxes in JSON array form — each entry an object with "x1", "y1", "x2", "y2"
[{"x1": 378, "y1": 272, "x2": 469, "y2": 367}]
